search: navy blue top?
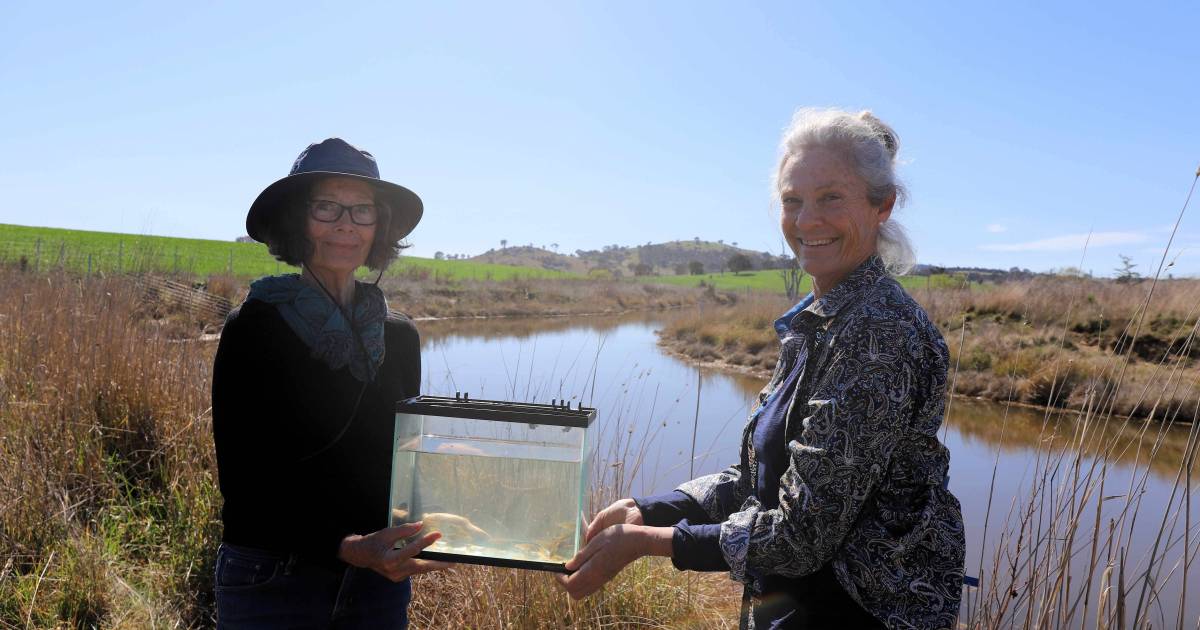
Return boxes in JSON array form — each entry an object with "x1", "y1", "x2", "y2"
[{"x1": 635, "y1": 294, "x2": 814, "y2": 572}]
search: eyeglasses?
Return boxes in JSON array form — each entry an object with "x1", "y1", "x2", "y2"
[{"x1": 307, "y1": 199, "x2": 379, "y2": 226}]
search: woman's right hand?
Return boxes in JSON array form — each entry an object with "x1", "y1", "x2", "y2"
[
  {"x1": 338, "y1": 522, "x2": 452, "y2": 582},
  {"x1": 585, "y1": 498, "x2": 644, "y2": 543}
]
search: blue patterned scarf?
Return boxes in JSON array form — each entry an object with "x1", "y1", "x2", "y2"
[{"x1": 247, "y1": 274, "x2": 386, "y2": 382}]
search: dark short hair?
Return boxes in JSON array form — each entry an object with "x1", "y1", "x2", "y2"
[{"x1": 264, "y1": 180, "x2": 409, "y2": 272}]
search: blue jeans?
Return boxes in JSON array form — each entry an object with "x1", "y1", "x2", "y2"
[{"x1": 214, "y1": 543, "x2": 411, "y2": 629}]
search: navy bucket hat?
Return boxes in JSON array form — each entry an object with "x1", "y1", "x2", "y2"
[{"x1": 246, "y1": 138, "x2": 423, "y2": 244}]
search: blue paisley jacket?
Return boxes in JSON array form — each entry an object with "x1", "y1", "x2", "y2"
[{"x1": 677, "y1": 255, "x2": 965, "y2": 629}]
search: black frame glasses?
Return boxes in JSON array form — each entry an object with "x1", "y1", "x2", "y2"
[{"x1": 307, "y1": 199, "x2": 379, "y2": 226}]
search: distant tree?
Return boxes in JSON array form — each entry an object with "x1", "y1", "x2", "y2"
[
  {"x1": 434, "y1": 251, "x2": 445, "y2": 260},
  {"x1": 731, "y1": 242, "x2": 738, "y2": 248},
  {"x1": 693, "y1": 237, "x2": 700, "y2": 243},
  {"x1": 674, "y1": 263, "x2": 689, "y2": 275},
  {"x1": 500, "y1": 239, "x2": 507, "y2": 249},
  {"x1": 1115, "y1": 254, "x2": 1140, "y2": 283},
  {"x1": 727, "y1": 253, "x2": 753, "y2": 275},
  {"x1": 688, "y1": 260, "x2": 705, "y2": 275},
  {"x1": 781, "y1": 257, "x2": 805, "y2": 300},
  {"x1": 633, "y1": 262, "x2": 653, "y2": 276},
  {"x1": 550, "y1": 243, "x2": 559, "y2": 253},
  {"x1": 717, "y1": 239, "x2": 724, "y2": 245}
]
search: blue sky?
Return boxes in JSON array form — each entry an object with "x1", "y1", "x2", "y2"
[{"x1": 2, "y1": 1, "x2": 1197, "y2": 276}]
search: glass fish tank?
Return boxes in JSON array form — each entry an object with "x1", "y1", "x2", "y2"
[{"x1": 389, "y1": 395, "x2": 596, "y2": 573}]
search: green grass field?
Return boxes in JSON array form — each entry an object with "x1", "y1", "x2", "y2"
[
  {"x1": 639, "y1": 268, "x2": 972, "y2": 294},
  {"x1": 0, "y1": 224, "x2": 578, "y2": 281}
]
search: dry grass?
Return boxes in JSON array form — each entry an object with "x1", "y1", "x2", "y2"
[
  {"x1": 659, "y1": 277, "x2": 1200, "y2": 420},
  {"x1": 0, "y1": 269, "x2": 221, "y2": 627},
  {"x1": 656, "y1": 295, "x2": 786, "y2": 374},
  {"x1": 410, "y1": 559, "x2": 739, "y2": 629},
  {"x1": 379, "y1": 273, "x2": 720, "y2": 320}
]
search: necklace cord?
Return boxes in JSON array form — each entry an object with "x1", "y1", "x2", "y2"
[{"x1": 295, "y1": 263, "x2": 378, "y2": 463}]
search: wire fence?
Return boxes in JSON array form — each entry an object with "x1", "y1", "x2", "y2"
[{"x1": 139, "y1": 275, "x2": 234, "y2": 323}]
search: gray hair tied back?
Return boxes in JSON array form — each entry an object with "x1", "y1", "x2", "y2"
[{"x1": 773, "y1": 107, "x2": 916, "y2": 275}]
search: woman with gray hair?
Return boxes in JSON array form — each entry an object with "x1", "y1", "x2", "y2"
[{"x1": 559, "y1": 109, "x2": 965, "y2": 629}]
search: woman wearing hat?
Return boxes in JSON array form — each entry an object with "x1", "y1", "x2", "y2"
[{"x1": 211, "y1": 138, "x2": 449, "y2": 628}]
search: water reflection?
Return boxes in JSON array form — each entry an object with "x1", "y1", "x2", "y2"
[
  {"x1": 946, "y1": 399, "x2": 1197, "y2": 481},
  {"x1": 420, "y1": 311, "x2": 674, "y2": 344}
]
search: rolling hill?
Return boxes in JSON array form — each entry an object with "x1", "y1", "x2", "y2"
[{"x1": 474, "y1": 240, "x2": 790, "y2": 276}]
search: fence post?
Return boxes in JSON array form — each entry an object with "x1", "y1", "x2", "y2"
[{"x1": 117, "y1": 241, "x2": 124, "y2": 274}]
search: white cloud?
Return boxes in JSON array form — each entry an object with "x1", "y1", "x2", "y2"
[
  {"x1": 986, "y1": 223, "x2": 1007, "y2": 233},
  {"x1": 980, "y1": 231, "x2": 1149, "y2": 252}
]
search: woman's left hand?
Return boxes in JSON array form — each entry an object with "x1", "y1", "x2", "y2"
[{"x1": 555, "y1": 524, "x2": 673, "y2": 599}]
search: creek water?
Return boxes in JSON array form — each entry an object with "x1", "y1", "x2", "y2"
[{"x1": 418, "y1": 311, "x2": 1199, "y2": 626}]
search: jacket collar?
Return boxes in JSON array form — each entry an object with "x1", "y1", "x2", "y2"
[
  {"x1": 779, "y1": 255, "x2": 888, "y2": 336},
  {"x1": 774, "y1": 293, "x2": 814, "y2": 340}
]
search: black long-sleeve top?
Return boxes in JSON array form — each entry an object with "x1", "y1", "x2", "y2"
[{"x1": 211, "y1": 298, "x2": 420, "y2": 565}]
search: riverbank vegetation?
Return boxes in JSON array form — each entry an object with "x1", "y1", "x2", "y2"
[
  {"x1": 659, "y1": 275, "x2": 1200, "y2": 420},
  {"x1": 377, "y1": 270, "x2": 717, "y2": 320}
]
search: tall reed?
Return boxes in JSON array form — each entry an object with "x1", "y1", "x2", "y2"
[{"x1": 0, "y1": 269, "x2": 221, "y2": 627}]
